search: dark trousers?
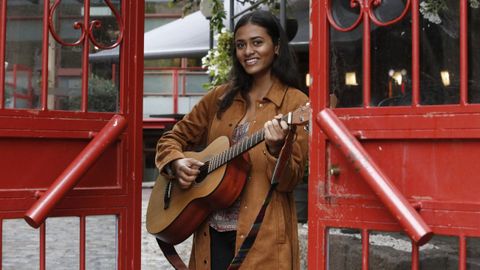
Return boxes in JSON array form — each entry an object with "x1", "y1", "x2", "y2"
[{"x1": 209, "y1": 227, "x2": 236, "y2": 270}]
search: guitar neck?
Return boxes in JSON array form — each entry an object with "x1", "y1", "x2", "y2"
[
  {"x1": 207, "y1": 114, "x2": 295, "y2": 173},
  {"x1": 207, "y1": 129, "x2": 265, "y2": 173}
]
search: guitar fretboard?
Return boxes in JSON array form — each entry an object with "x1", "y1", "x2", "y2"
[{"x1": 207, "y1": 129, "x2": 265, "y2": 173}]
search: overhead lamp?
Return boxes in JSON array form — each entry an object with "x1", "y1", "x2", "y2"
[
  {"x1": 389, "y1": 69, "x2": 406, "y2": 85},
  {"x1": 305, "y1": 73, "x2": 311, "y2": 87},
  {"x1": 345, "y1": 72, "x2": 358, "y2": 86},
  {"x1": 440, "y1": 70, "x2": 450, "y2": 86}
]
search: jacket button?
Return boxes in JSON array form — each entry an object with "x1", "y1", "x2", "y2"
[{"x1": 240, "y1": 234, "x2": 244, "y2": 239}]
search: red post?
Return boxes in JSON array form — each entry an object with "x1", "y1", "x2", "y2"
[
  {"x1": 172, "y1": 70, "x2": 179, "y2": 114},
  {"x1": 24, "y1": 115, "x2": 128, "y2": 228},
  {"x1": 316, "y1": 109, "x2": 433, "y2": 245}
]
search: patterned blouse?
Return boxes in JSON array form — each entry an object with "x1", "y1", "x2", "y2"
[{"x1": 209, "y1": 121, "x2": 251, "y2": 232}]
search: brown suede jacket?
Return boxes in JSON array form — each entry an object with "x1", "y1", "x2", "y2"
[{"x1": 155, "y1": 79, "x2": 309, "y2": 269}]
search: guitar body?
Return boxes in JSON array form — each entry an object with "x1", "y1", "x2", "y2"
[{"x1": 146, "y1": 136, "x2": 250, "y2": 245}]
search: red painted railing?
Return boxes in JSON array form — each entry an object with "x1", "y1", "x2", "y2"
[
  {"x1": 316, "y1": 108, "x2": 433, "y2": 245},
  {"x1": 24, "y1": 115, "x2": 128, "y2": 228}
]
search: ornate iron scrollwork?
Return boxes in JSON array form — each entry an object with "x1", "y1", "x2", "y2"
[
  {"x1": 48, "y1": 0, "x2": 124, "y2": 49},
  {"x1": 326, "y1": 0, "x2": 411, "y2": 31}
]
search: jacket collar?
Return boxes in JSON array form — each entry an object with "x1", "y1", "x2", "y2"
[
  {"x1": 263, "y1": 77, "x2": 288, "y2": 107},
  {"x1": 232, "y1": 77, "x2": 288, "y2": 107}
]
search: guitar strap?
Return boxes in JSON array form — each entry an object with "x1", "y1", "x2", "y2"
[
  {"x1": 227, "y1": 125, "x2": 296, "y2": 269},
  {"x1": 156, "y1": 238, "x2": 189, "y2": 270},
  {"x1": 156, "y1": 126, "x2": 297, "y2": 270}
]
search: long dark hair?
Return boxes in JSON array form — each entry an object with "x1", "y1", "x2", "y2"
[{"x1": 217, "y1": 10, "x2": 300, "y2": 117}]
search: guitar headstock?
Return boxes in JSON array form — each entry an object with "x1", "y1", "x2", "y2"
[{"x1": 288, "y1": 102, "x2": 311, "y2": 125}]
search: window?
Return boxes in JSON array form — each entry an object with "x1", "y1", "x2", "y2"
[{"x1": 329, "y1": 0, "x2": 480, "y2": 108}]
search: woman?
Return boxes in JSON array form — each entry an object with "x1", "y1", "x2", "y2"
[{"x1": 155, "y1": 10, "x2": 309, "y2": 269}]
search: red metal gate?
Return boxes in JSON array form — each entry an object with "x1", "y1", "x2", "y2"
[
  {"x1": 309, "y1": 0, "x2": 480, "y2": 269},
  {"x1": 0, "y1": 1, "x2": 143, "y2": 269}
]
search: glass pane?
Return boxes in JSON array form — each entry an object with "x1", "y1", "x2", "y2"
[
  {"x1": 368, "y1": 231, "x2": 411, "y2": 269},
  {"x1": 182, "y1": 72, "x2": 209, "y2": 94},
  {"x1": 420, "y1": 0, "x2": 460, "y2": 105},
  {"x1": 48, "y1": 1, "x2": 83, "y2": 111},
  {"x1": 87, "y1": 72, "x2": 120, "y2": 112},
  {"x1": 419, "y1": 235, "x2": 458, "y2": 269},
  {"x1": 144, "y1": 72, "x2": 174, "y2": 94},
  {"x1": 327, "y1": 228, "x2": 362, "y2": 270},
  {"x1": 468, "y1": 4, "x2": 480, "y2": 103},
  {"x1": 4, "y1": 1, "x2": 43, "y2": 109},
  {"x1": 329, "y1": 0, "x2": 363, "y2": 108},
  {"x1": 46, "y1": 217, "x2": 80, "y2": 269},
  {"x1": 467, "y1": 237, "x2": 480, "y2": 270},
  {"x1": 48, "y1": 1, "x2": 121, "y2": 112},
  {"x1": 2, "y1": 219, "x2": 39, "y2": 269},
  {"x1": 87, "y1": 0, "x2": 122, "y2": 113},
  {"x1": 86, "y1": 215, "x2": 118, "y2": 269},
  {"x1": 371, "y1": 0, "x2": 411, "y2": 107}
]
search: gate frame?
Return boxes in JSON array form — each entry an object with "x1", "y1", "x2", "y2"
[
  {"x1": 0, "y1": 1, "x2": 145, "y2": 269},
  {"x1": 309, "y1": 0, "x2": 480, "y2": 269}
]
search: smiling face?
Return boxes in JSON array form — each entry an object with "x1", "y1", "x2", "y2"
[{"x1": 234, "y1": 23, "x2": 278, "y2": 78}]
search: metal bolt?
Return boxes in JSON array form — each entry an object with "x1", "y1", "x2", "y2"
[{"x1": 329, "y1": 165, "x2": 341, "y2": 177}]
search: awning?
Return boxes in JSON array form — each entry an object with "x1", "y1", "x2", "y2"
[{"x1": 89, "y1": 1, "x2": 309, "y2": 61}]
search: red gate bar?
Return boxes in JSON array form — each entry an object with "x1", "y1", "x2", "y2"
[
  {"x1": 41, "y1": 0, "x2": 49, "y2": 110},
  {"x1": 80, "y1": 0, "x2": 91, "y2": 112},
  {"x1": 24, "y1": 115, "x2": 127, "y2": 228},
  {"x1": 0, "y1": 0, "x2": 6, "y2": 109},
  {"x1": 80, "y1": 216, "x2": 86, "y2": 270},
  {"x1": 361, "y1": 229, "x2": 369, "y2": 270},
  {"x1": 459, "y1": 235, "x2": 466, "y2": 270},
  {"x1": 411, "y1": 242, "x2": 419, "y2": 270},
  {"x1": 411, "y1": 0, "x2": 420, "y2": 106},
  {"x1": 40, "y1": 224, "x2": 46, "y2": 270},
  {"x1": 460, "y1": 0, "x2": 468, "y2": 106},
  {"x1": 362, "y1": 13, "x2": 371, "y2": 107},
  {"x1": 0, "y1": 219, "x2": 2, "y2": 267},
  {"x1": 316, "y1": 109, "x2": 433, "y2": 245}
]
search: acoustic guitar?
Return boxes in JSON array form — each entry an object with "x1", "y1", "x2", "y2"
[{"x1": 146, "y1": 103, "x2": 310, "y2": 245}]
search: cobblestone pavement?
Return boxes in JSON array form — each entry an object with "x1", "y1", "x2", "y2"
[
  {"x1": 141, "y1": 188, "x2": 309, "y2": 270},
  {"x1": 1, "y1": 188, "x2": 307, "y2": 270}
]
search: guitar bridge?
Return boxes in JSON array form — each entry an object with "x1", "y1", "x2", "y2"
[{"x1": 164, "y1": 181, "x2": 172, "y2": 209}]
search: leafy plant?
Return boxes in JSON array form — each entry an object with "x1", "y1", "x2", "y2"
[
  {"x1": 69, "y1": 75, "x2": 118, "y2": 112},
  {"x1": 420, "y1": 0, "x2": 479, "y2": 24},
  {"x1": 173, "y1": 0, "x2": 277, "y2": 89},
  {"x1": 202, "y1": 28, "x2": 233, "y2": 89}
]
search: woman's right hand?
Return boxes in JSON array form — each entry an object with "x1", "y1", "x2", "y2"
[{"x1": 171, "y1": 158, "x2": 204, "y2": 189}]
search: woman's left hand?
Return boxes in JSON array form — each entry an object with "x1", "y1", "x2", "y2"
[{"x1": 264, "y1": 114, "x2": 289, "y2": 157}]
